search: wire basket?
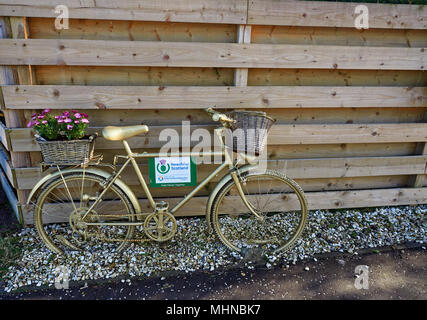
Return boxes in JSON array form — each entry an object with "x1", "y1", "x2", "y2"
[
  {"x1": 226, "y1": 110, "x2": 276, "y2": 156},
  {"x1": 36, "y1": 135, "x2": 96, "y2": 166}
]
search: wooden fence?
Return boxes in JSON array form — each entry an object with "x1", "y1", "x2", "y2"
[{"x1": 0, "y1": 0, "x2": 426, "y2": 224}]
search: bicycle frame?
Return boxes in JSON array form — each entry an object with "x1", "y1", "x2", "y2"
[{"x1": 81, "y1": 127, "x2": 262, "y2": 223}]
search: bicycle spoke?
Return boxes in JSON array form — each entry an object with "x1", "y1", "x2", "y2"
[
  {"x1": 213, "y1": 170, "x2": 308, "y2": 255},
  {"x1": 34, "y1": 173, "x2": 136, "y2": 254}
]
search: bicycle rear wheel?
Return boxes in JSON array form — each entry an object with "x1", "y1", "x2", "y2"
[
  {"x1": 34, "y1": 172, "x2": 136, "y2": 255},
  {"x1": 211, "y1": 169, "x2": 308, "y2": 257}
]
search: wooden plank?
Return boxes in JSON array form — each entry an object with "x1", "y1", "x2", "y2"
[
  {"x1": 28, "y1": 18, "x2": 238, "y2": 43},
  {"x1": 248, "y1": 0, "x2": 427, "y2": 29},
  {"x1": 251, "y1": 26, "x2": 427, "y2": 48},
  {"x1": 13, "y1": 155, "x2": 427, "y2": 190},
  {"x1": 410, "y1": 107, "x2": 427, "y2": 188},
  {"x1": 2, "y1": 85, "x2": 426, "y2": 110},
  {"x1": 8, "y1": 124, "x2": 210, "y2": 152},
  {"x1": 0, "y1": 39, "x2": 425, "y2": 70},
  {"x1": 7, "y1": 123, "x2": 427, "y2": 152},
  {"x1": 248, "y1": 69, "x2": 427, "y2": 87},
  {"x1": 268, "y1": 123, "x2": 427, "y2": 145},
  {"x1": 2, "y1": 17, "x2": 34, "y2": 205},
  {"x1": 0, "y1": 17, "x2": 33, "y2": 207},
  {"x1": 35, "y1": 66, "x2": 236, "y2": 87},
  {"x1": 22, "y1": 187, "x2": 427, "y2": 224},
  {"x1": 266, "y1": 143, "x2": 418, "y2": 160},
  {"x1": 0, "y1": 0, "x2": 247, "y2": 24},
  {"x1": 410, "y1": 135, "x2": 427, "y2": 188}
]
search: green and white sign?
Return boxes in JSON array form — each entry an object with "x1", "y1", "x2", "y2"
[{"x1": 149, "y1": 156, "x2": 197, "y2": 187}]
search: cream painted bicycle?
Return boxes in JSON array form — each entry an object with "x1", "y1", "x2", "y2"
[{"x1": 28, "y1": 108, "x2": 308, "y2": 257}]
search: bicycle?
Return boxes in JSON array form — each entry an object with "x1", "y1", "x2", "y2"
[{"x1": 27, "y1": 108, "x2": 308, "y2": 258}]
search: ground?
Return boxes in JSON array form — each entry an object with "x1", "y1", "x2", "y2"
[
  {"x1": 0, "y1": 246, "x2": 425, "y2": 300},
  {"x1": 0, "y1": 186, "x2": 426, "y2": 300}
]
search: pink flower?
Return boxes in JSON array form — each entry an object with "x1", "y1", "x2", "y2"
[
  {"x1": 37, "y1": 115, "x2": 45, "y2": 119},
  {"x1": 31, "y1": 113, "x2": 37, "y2": 118},
  {"x1": 74, "y1": 120, "x2": 80, "y2": 124},
  {"x1": 64, "y1": 118, "x2": 72, "y2": 123},
  {"x1": 81, "y1": 113, "x2": 89, "y2": 118},
  {"x1": 71, "y1": 109, "x2": 78, "y2": 113},
  {"x1": 62, "y1": 111, "x2": 70, "y2": 117},
  {"x1": 74, "y1": 113, "x2": 82, "y2": 119},
  {"x1": 42, "y1": 120, "x2": 48, "y2": 124},
  {"x1": 58, "y1": 119, "x2": 64, "y2": 123},
  {"x1": 27, "y1": 121, "x2": 33, "y2": 128},
  {"x1": 55, "y1": 116, "x2": 60, "y2": 119},
  {"x1": 34, "y1": 121, "x2": 40, "y2": 126},
  {"x1": 67, "y1": 124, "x2": 73, "y2": 130},
  {"x1": 81, "y1": 118, "x2": 89, "y2": 124},
  {"x1": 41, "y1": 108, "x2": 50, "y2": 115}
]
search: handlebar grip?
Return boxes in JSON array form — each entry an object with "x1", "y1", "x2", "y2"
[{"x1": 205, "y1": 107, "x2": 215, "y2": 115}]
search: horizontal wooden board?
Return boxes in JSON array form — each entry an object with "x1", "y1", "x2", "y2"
[
  {"x1": 22, "y1": 187, "x2": 427, "y2": 224},
  {"x1": 13, "y1": 155, "x2": 427, "y2": 190},
  {"x1": 0, "y1": 39, "x2": 425, "y2": 70},
  {"x1": 265, "y1": 143, "x2": 417, "y2": 159},
  {"x1": 34, "y1": 66, "x2": 427, "y2": 87},
  {"x1": 35, "y1": 66, "x2": 235, "y2": 87},
  {"x1": 0, "y1": 0, "x2": 247, "y2": 24},
  {"x1": 248, "y1": 69, "x2": 427, "y2": 87},
  {"x1": 3, "y1": 85, "x2": 426, "y2": 110},
  {"x1": 15, "y1": 107, "x2": 425, "y2": 131},
  {"x1": 3, "y1": 1, "x2": 427, "y2": 30},
  {"x1": 251, "y1": 26, "x2": 427, "y2": 48},
  {"x1": 6, "y1": 123, "x2": 427, "y2": 152},
  {"x1": 248, "y1": 0, "x2": 427, "y2": 29},
  {"x1": 29, "y1": 18, "x2": 238, "y2": 43},
  {"x1": 95, "y1": 143, "x2": 418, "y2": 162},
  {"x1": 268, "y1": 123, "x2": 427, "y2": 145}
]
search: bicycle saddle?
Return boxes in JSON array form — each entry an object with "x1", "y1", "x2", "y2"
[{"x1": 102, "y1": 125, "x2": 149, "y2": 141}]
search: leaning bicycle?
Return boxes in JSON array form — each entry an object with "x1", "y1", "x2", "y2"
[{"x1": 28, "y1": 108, "x2": 308, "y2": 258}]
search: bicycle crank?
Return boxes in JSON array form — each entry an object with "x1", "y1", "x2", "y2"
[{"x1": 143, "y1": 211, "x2": 177, "y2": 242}]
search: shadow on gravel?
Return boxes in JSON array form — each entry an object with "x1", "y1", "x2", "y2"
[{"x1": 1, "y1": 247, "x2": 425, "y2": 300}]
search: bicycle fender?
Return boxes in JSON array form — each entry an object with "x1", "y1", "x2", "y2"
[
  {"x1": 26, "y1": 167, "x2": 141, "y2": 214},
  {"x1": 205, "y1": 164, "x2": 261, "y2": 233}
]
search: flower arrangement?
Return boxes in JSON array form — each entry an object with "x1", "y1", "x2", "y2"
[{"x1": 27, "y1": 109, "x2": 90, "y2": 141}]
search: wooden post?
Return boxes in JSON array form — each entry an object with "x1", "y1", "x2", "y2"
[
  {"x1": 409, "y1": 109, "x2": 427, "y2": 188},
  {"x1": 234, "y1": 25, "x2": 251, "y2": 87},
  {"x1": 0, "y1": 17, "x2": 34, "y2": 213}
]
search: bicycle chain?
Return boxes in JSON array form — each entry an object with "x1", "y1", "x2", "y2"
[
  {"x1": 80, "y1": 228, "x2": 152, "y2": 243},
  {"x1": 78, "y1": 212, "x2": 164, "y2": 243}
]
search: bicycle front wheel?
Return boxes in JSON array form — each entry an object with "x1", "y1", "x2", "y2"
[
  {"x1": 34, "y1": 172, "x2": 136, "y2": 255},
  {"x1": 211, "y1": 169, "x2": 308, "y2": 256}
]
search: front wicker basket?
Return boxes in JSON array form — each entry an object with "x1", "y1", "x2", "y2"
[
  {"x1": 36, "y1": 135, "x2": 96, "y2": 165},
  {"x1": 227, "y1": 110, "x2": 276, "y2": 156}
]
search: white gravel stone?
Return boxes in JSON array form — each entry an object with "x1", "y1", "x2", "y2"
[{"x1": 1, "y1": 204, "x2": 426, "y2": 292}]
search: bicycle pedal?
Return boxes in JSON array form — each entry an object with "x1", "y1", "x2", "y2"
[
  {"x1": 56, "y1": 235, "x2": 81, "y2": 251},
  {"x1": 155, "y1": 201, "x2": 169, "y2": 212}
]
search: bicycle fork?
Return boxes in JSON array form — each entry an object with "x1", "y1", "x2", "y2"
[{"x1": 218, "y1": 128, "x2": 264, "y2": 222}]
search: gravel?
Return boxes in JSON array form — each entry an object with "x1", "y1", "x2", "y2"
[{"x1": 1, "y1": 204, "x2": 426, "y2": 293}]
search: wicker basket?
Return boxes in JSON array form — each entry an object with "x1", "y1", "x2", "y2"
[
  {"x1": 226, "y1": 110, "x2": 276, "y2": 156},
  {"x1": 36, "y1": 135, "x2": 96, "y2": 165}
]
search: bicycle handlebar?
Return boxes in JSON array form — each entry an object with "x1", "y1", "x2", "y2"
[{"x1": 205, "y1": 107, "x2": 235, "y2": 124}]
